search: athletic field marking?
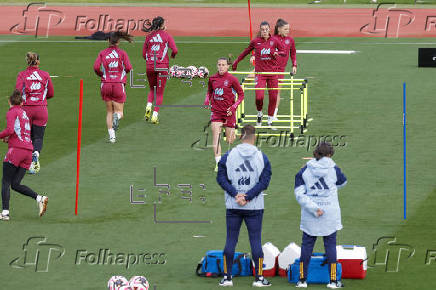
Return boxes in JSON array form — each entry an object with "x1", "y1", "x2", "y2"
[
  {"x1": 297, "y1": 50, "x2": 357, "y2": 54},
  {"x1": 1, "y1": 40, "x2": 436, "y2": 45},
  {"x1": 193, "y1": 235, "x2": 207, "y2": 238}
]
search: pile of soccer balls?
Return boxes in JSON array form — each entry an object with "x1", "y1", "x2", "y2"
[
  {"x1": 169, "y1": 65, "x2": 209, "y2": 79},
  {"x1": 108, "y1": 275, "x2": 149, "y2": 290}
]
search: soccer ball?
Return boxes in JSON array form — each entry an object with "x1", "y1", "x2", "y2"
[
  {"x1": 108, "y1": 276, "x2": 129, "y2": 290},
  {"x1": 169, "y1": 65, "x2": 179, "y2": 77},
  {"x1": 197, "y1": 66, "x2": 209, "y2": 78},
  {"x1": 186, "y1": 65, "x2": 198, "y2": 78},
  {"x1": 175, "y1": 66, "x2": 185, "y2": 78},
  {"x1": 129, "y1": 276, "x2": 150, "y2": 290}
]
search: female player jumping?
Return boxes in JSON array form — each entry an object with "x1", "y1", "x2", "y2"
[
  {"x1": 143, "y1": 16, "x2": 178, "y2": 124},
  {"x1": 232, "y1": 21, "x2": 284, "y2": 127},
  {"x1": 0, "y1": 90, "x2": 48, "y2": 221},
  {"x1": 204, "y1": 57, "x2": 244, "y2": 172},
  {"x1": 94, "y1": 31, "x2": 133, "y2": 143},
  {"x1": 15, "y1": 52, "x2": 54, "y2": 174},
  {"x1": 273, "y1": 18, "x2": 297, "y2": 120}
]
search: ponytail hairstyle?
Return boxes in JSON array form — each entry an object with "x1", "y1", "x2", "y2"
[
  {"x1": 9, "y1": 89, "x2": 23, "y2": 106},
  {"x1": 274, "y1": 18, "x2": 288, "y2": 35},
  {"x1": 26, "y1": 52, "x2": 39, "y2": 66},
  {"x1": 109, "y1": 31, "x2": 134, "y2": 45},
  {"x1": 313, "y1": 142, "x2": 335, "y2": 161},
  {"x1": 143, "y1": 16, "x2": 165, "y2": 32},
  {"x1": 256, "y1": 21, "x2": 270, "y2": 37}
]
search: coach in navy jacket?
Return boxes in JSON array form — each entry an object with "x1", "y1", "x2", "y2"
[{"x1": 216, "y1": 125, "x2": 272, "y2": 287}]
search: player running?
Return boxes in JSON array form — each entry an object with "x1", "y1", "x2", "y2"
[
  {"x1": 204, "y1": 57, "x2": 244, "y2": 172},
  {"x1": 273, "y1": 18, "x2": 297, "y2": 120},
  {"x1": 143, "y1": 16, "x2": 178, "y2": 124},
  {"x1": 232, "y1": 21, "x2": 284, "y2": 127},
  {"x1": 15, "y1": 52, "x2": 54, "y2": 174},
  {"x1": 0, "y1": 90, "x2": 48, "y2": 221},
  {"x1": 94, "y1": 31, "x2": 133, "y2": 143}
]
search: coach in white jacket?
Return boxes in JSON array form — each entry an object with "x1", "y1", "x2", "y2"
[{"x1": 294, "y1": 142, "x2": 347, "y2": 289}]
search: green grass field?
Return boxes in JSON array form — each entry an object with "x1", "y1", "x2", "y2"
[{"x1": 0, "y1": 35, "x2": 435, "y2": 289}]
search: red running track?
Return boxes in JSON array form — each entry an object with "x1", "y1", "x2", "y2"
[{"x1": 2, "y1": 4, "x2": 436, "y2": 38}]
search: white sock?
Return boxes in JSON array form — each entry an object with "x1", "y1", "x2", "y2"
[
  {"x1": 215, "y1": 156, "x2": 221, "y2": 164},
  {"x1": 257, "y1": 111, "x2": 263, "y2": 117},
  {"x1": 2, "y1": 209, "x2": 9, "y2": 215},
  {"x1": 108, "y1": 128, "x2": 115, "y2": 139},
  {"x1": 273, "y1": 108, "x2": 278, "y2": 117},
  {"x1": 268, "y1": 116, "x2": 273, "y2": 124},
  {"x1": 152, "y1": 111, "x2": 158, "y2": 118},
  {"x1": 116, "y1": 112, "x2": 122, "y2": 119},
  {"x1": 146, "y1": 102, "x2": 152, "y2": 108},
  {"x1": 33, "y1": 151, "x2": 39, "y2": 158},
  {"x1": 36, "y1": 195, "x2": 42, "y2": 203}
]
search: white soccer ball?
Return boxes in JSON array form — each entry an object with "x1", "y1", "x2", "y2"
[
  {"x1": 186, "y1": 65, "x2": 198, "y2": 77},
  {"x1": 169, "y1": 65, "x2": 179, "y2": 77},
  {"x1": 197, "y1": 66, "x2": 209, "y2": 78},
  {"x1": 129, "y1": 276, "x2": 150, "y2": 290},
  {"x1": 175, "y1": 66, "x2": 185, "y2": 78},
  {"x1": 108, "y1": 276, "x2": 129, "y2": 290}
]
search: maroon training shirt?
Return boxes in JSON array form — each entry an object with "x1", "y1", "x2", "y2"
[
  {"x1": 205, "y1": 72, "x2": 244, "y2": 114},
  {"x1": 234, "y1": 36, "x2": 285, "y2": 73},
  {"x1": 143, "y1": 30, "x2": 178, "y2": 69},
  {"x1": 274, "y1": 35, "x2": 297, "y2": 70},
  {"x1": 0, "y1": 105, "x2": 33, "y2": 151},
  {"x1": 94, "y1": 46, "x2": 132, "y2": 83},
  {"x1": 15, "y1": 67, "x2": 54, "y2": 106}
]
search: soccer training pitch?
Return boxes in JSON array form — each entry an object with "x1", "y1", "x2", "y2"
[{"x1": 0, "y1": 2, "x2": 436, "y2": 290}]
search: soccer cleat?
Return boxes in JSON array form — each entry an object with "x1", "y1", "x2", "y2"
[
  {"x1": 256, "y1": 112, "x2": 263, "y2": 127},
  {"x1": 252, "y1": 276, "x2": 271, "y2": 287},
  {"x1": 112, "y1": 113, "x2": 120, "y2": 131},
  {"x1": 218, "y1": 275, "x2": 233, "y2": 287},
  {"x1": 28, "y1": 162, "x2": 36, "y2": 174},
  {"x1": 151, "y1": 114, "x2": 159, "y2": 124},
  {"x1": 38, "y1": 196, "x2": 48, "y2": 217},
  {"x1": 28, "y1": 152, "x2": 40, "y2": 174},
  {"x1": 296, "y1": 280, "x2": 308, "y2": 288},
  {"x1": 144, "y1": 105, "x2": 152, "y2": 121},
  {"x1": 109, "y1": 136, "x2": 116, "y2": 143},
  {"x1": 0, "y1": 213, "x2": 10, "y2": 221},
  {"x1": 327, "y1": 281, "x2": 344, "y2": 288},
  {"x1": 214, "y1": 163, "x2": 218, "y2": 172}
]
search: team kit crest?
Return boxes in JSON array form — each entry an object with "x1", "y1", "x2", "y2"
[
  {"x1": 270, "y1": 41, "x2": 274, "y2": 46},
  {"x1": 224, "y1": 80, "x2": 229, "y2": 86},
  {"x1": 285, "y1": 39, "x2": 290, "y2": 44}
]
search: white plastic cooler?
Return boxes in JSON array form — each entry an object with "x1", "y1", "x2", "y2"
[{"x1": 278, "y1": 242, "x2": 301, "y2": 277}]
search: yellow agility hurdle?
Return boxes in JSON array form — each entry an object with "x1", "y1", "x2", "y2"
[{"x1": 229, "y1": 71, "x2": 310, "y2": 137}]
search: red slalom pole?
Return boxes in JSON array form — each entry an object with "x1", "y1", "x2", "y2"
[
  {"x1": 75, "y1": 79, "x2": 83, "y2": 215},
  {"x1": 248, "y1": 0, "x2": 255, "y2": 63},
  {"x1": 248, "y1": 0, "x2": 253, "y2": 40}
]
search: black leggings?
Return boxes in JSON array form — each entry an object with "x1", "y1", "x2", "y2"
[
  {"x1": 1, "y1": 162, "x2": 38, "y2": 210},
  {"x1": 31, "y1": 125, "x2": 45, "y2": 153}
]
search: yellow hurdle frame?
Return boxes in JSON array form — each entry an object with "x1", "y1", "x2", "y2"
[{"x1": 229, "y1": 71, "x2": 310, "y2": 137}]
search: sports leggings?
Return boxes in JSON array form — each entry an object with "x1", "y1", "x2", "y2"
[
  {"x1": 31, "y1": 125, "x2": 45, "y2": 153},
  {"x1": 2, "y1": 162, "x2": 38, "y2": 210}
]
